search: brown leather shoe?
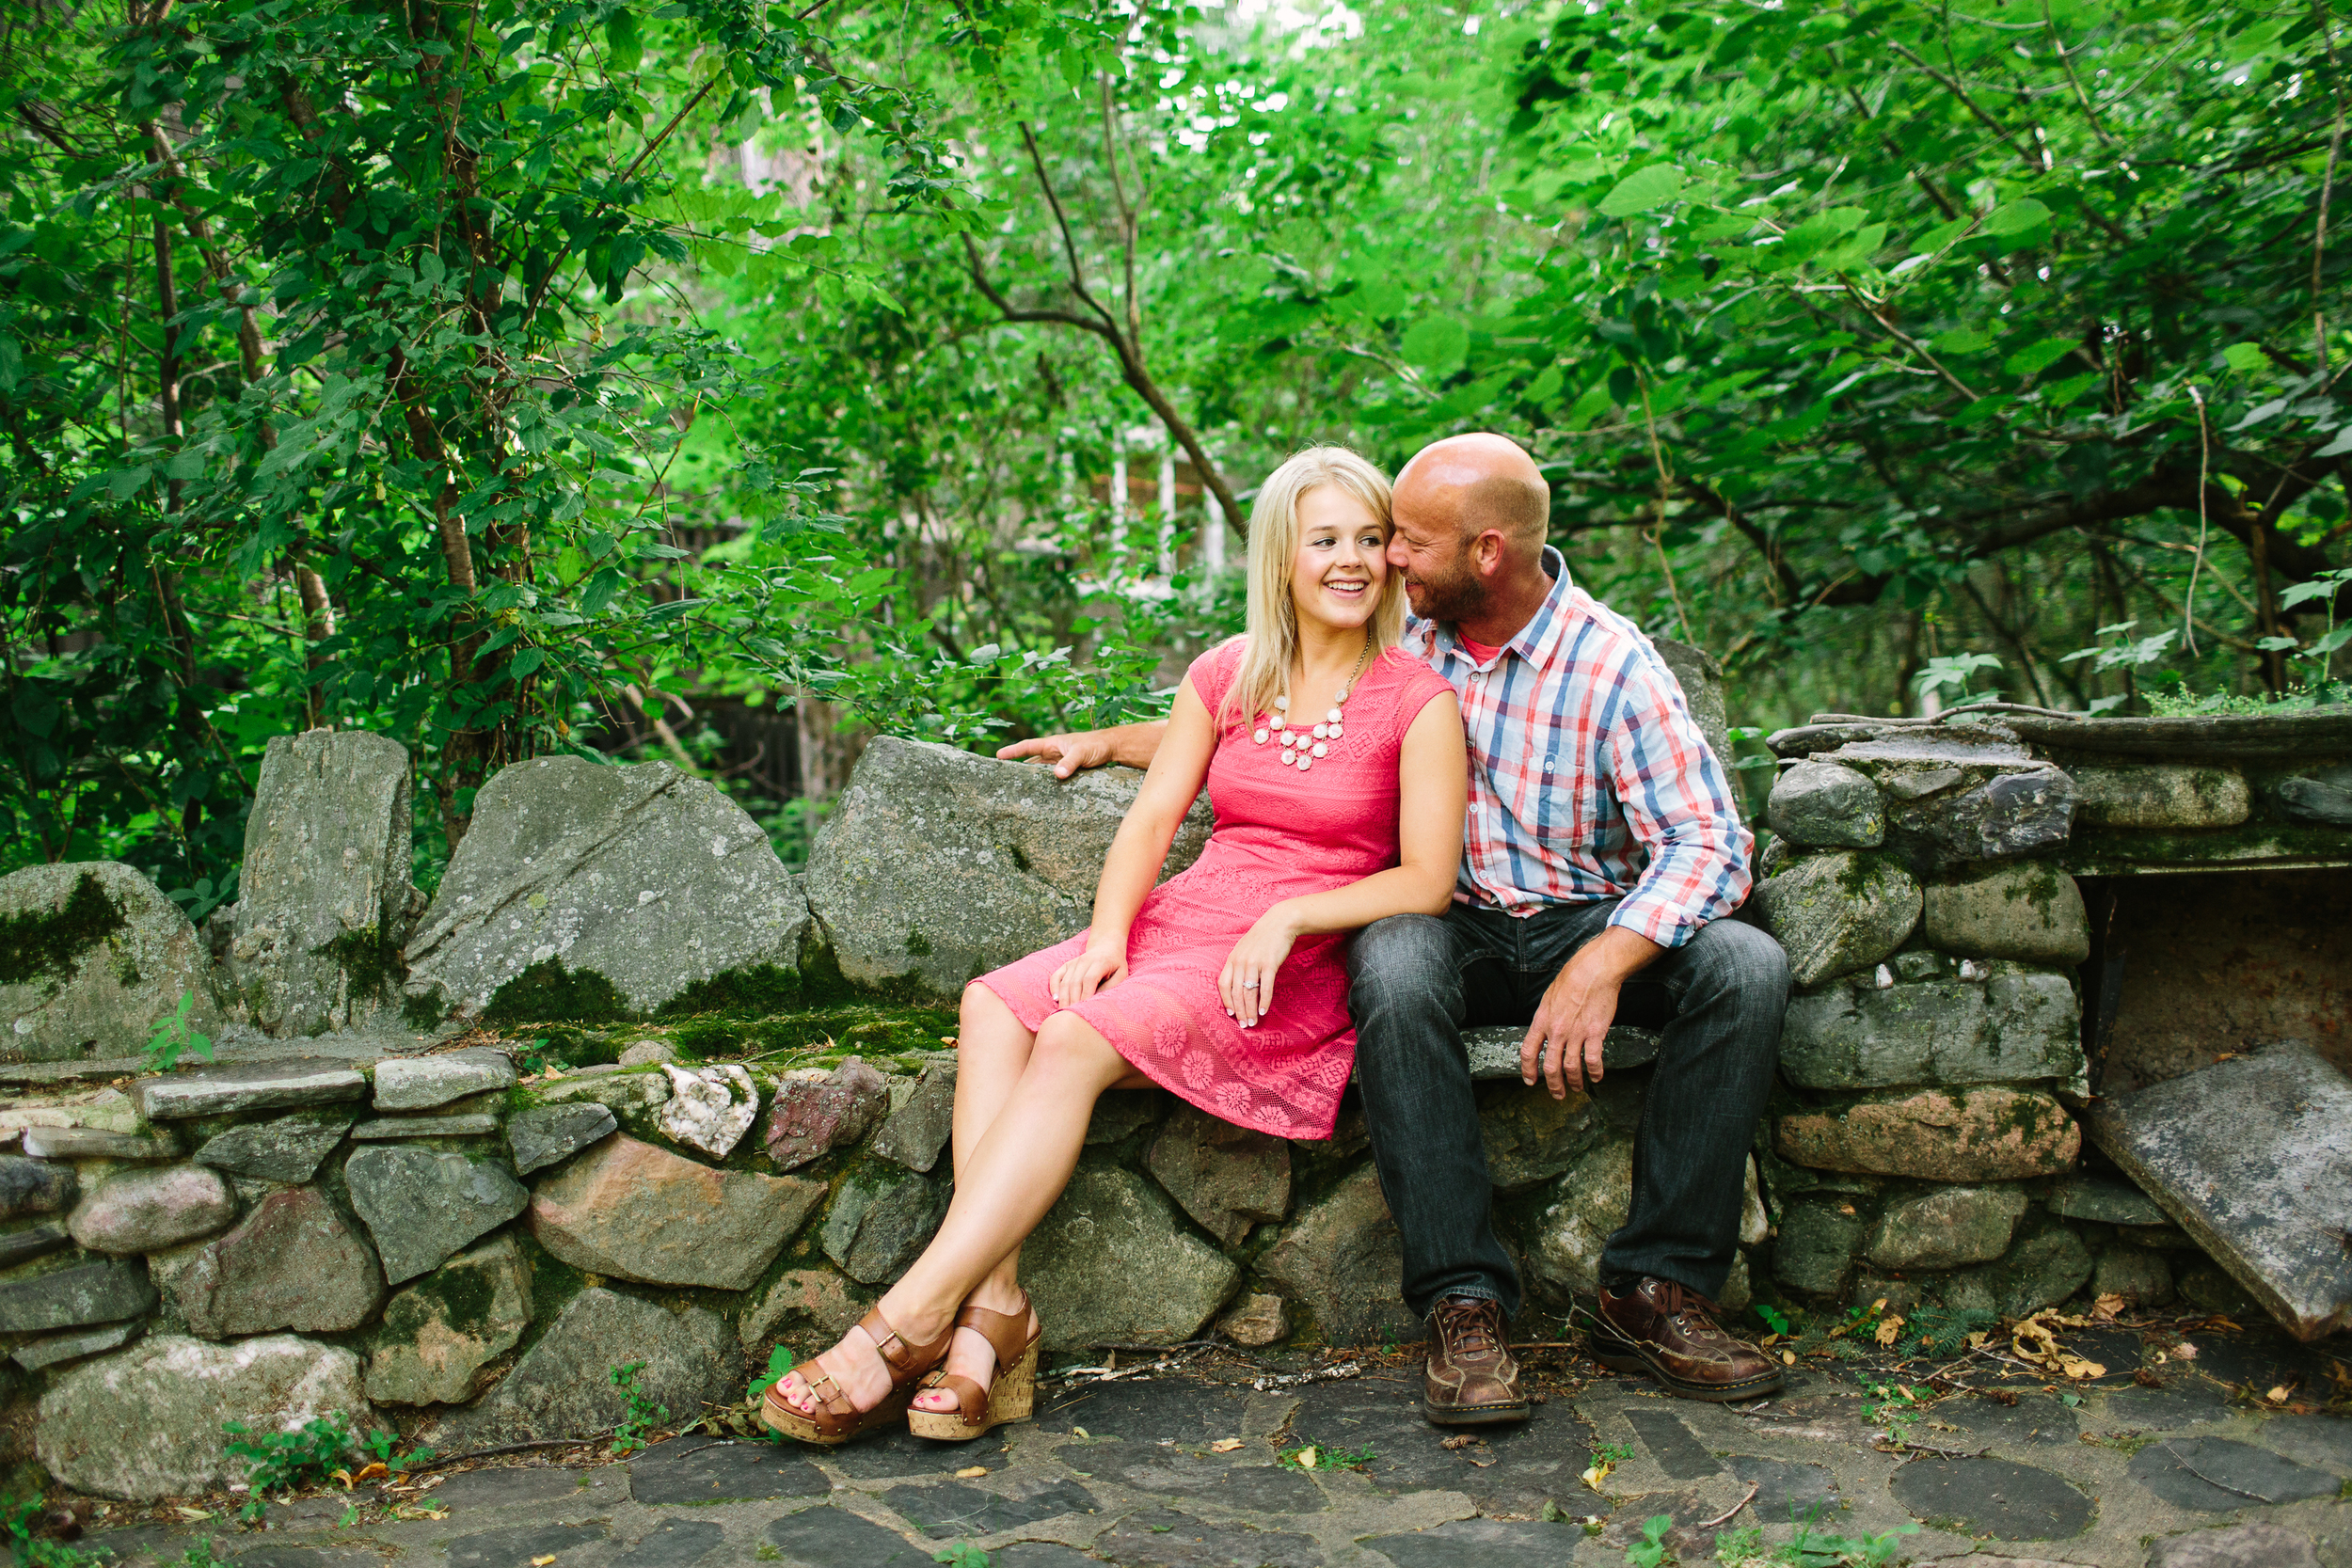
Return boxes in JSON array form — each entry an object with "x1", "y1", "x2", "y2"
[
  {"x1": 1422, "y1": 1295, "x2": 1530, "y2": 1427},
  {"x1": 1590, "y1": 1277, "x2": 1783, "y2": 1402}
]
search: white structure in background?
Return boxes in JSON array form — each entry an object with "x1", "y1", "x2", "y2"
[
  {"x1": 1110, "y1": 426, "x2": 1132, "y2": 560},
  {"x1": 1157, "y1": 436, "x2": 1179, "y2": 578}
]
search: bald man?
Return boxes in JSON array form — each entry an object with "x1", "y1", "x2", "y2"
[{"x1": 1001, "y1": 434, "x2": 1788, "y2": 1420}]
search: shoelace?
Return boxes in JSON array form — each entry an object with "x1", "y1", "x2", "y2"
[{"x1": 1434, "y1": 1299, "x2": 1502, "y2": 1361}]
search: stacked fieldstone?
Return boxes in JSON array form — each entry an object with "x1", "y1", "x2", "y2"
[{"x1": 1749, "y1": 710, "x2": 2352, "y2": 1323}]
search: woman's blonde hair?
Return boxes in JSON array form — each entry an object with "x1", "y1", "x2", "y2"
[{"x1": 1221, "y1": 446, "x2": 1407, "y2": 730}]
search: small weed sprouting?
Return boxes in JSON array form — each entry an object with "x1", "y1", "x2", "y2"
[
  {"x1": 1705, "y1": 1516, "x2": 1920, "y2": 1567},
  {"x1": 1279, "y1": 1441, "x2": 1374, "y2": 1472},
  {"x1": 144, "y1": 989, "x2": 215, "y2": 1073},
  {"x1": 1624, "y1": 1513, "x2": 1676, "y2": 1567},
  {"x1": 610, "y1": 1362, "x2": 670, "y2": 1456},
  {"x1": 360, "y1": 1428, "x2": 436, "y2": 1478},
  {"x1": 224, "y1": 1416, "x2": 425, "y2": 1523},
  {"x1": 1860, "y1": 1382, "x2": 1931, "y2": 1446},
  {"x1": 172, "y1": 1539, "x2": 229, "y2": 1568},
  {"x1": 931, "y1": 1546, "x2": 991, "y2": 1568},
  {"x1": 1752, "y1": 1303, "x2": 1793, "y2": 1337}
]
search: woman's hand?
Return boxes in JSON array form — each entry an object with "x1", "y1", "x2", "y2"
[
  {"x1": 1050, "y1": 941, "x2": 1127, "y2": 1007},
  {"x1": 1219, "y1": 905, "x2": 1302, "y2": 1028}
]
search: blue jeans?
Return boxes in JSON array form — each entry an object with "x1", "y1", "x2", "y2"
[{"x1": 1345, "y1": 899, "x2": 1788, "y2": 1314}]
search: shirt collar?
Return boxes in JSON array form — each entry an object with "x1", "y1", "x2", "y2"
[{"x1": 1427, "y1": 546, "x2": 1577, "y2": 671}]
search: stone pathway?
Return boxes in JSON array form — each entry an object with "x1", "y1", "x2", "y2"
[{"x1": 76, "y1": 1323, "x2": 2350, "y2": 1568}]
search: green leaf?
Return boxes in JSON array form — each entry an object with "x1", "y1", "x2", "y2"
[
  {"x1": 2220, "y1": 342, "x2": 2268, "y2": 372},
  {"x1": 1597, "y1": 164, "x2": 1685, "y2": 218},
  {"x1": 605, "y1": 9, "x2": 643, "y2": 72},
  {"x1": 1983, "y1": 198, "x2": 2051, "y2": 237},
  {"x1": 105, "y1": 466, "x2": 152, "y2": 499},
  {"x1": 165, "y1": 449, "x2": 207, "y2": 481},
  {"x1": 506, "y1": 647, "x2": 547, "y2": 680},
  {"x1": 1929, "y1": 327, "x2": 1998, "y2": 355},
  {"x1": 2004, "y1": 338, "x2": 2078, "y2": 377},
  {"x1": 1400, "y1": 316, "x2": 1470, "y2": 375},
  {"x1": 1565, "y1": 377, "x2": 1615, "y2": 429}
]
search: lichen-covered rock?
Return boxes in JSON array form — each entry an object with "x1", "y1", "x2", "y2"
[
  {"x1": 2271, "y1": 765, "x2": 2352, "y2": 827},
  {"x1": 1144, "y1": 1101, "x2": 1292, "y2": 1246},
  {"x1": 194, "y1": 1107, "x2": 357, "y2": 1183},
  {"x1": 1259, "y1": 1165, "x2": 1420, "y2": 1344},
  {"x1": 869, "y1": 1057, "x2": 957, "y2": 1174},
  {"x1": 764, "y1": 1058, "x2": 889, "y2": 1171},
  {"x1": 505, "y1": 1101, "x2": 617, "y2": 1176},
  {"x1": 430, "y1": 1288, "x2": 733, "y2": 1446},
  {"x1": 532, "y1": 1066, "x2": 672, "y2": 1112},
  {"x1": 1944, "y1": 1219, "x2": 2093, "y2": 1317},
  {"x1": 803, "y1": 736, "x2": 1212, "y2": 998},
  {"x1": 820, "y1": 1164, "x2": 949, "y2": 1286},
  {"x1": 66, "y1": 1164, "x2": 235, "y2": 1255},
  {"x1": 738, "y1": 1268, "x2": 874, "y2": 1354},
  {"x1": 38, "y1": 1333, "x2": 371, "y2": 1501},
  {"x1": 365, "y1": 1234, "x2": 532, "y2": 1405},
  {"x1": 1527, "y1": 1131, "x2": 1634, "y2": 1301},
  {"x1": 402, "y1": 756, "x2": 809, "y2": 1021},
  {"x1": 1895, "y1": 765, "x2": 2078, "y2": 866},
  {"x1": 2093, "y1": 1244, "x2": 2174, "y2": 1308},
  {"x1": 372, "y1": 1048, "x2": 516, "y2": 1111},
  {"x1": 1776, "y1": 1086, "x2": 2080, "y2": 1181},
  {"x1": 2072, "y1": 764, "x2": 2249, "y2": 829},
  {"x1": 1773, "y1": 1197, "x2": 1867, "y2": 1296},
  {"x1": 1752, "y1": 852, "x2": 1920, "y2": 989},
  {"x1": 135, "y1": 1060, "x2": 367, "y2": 1119},
  {"x1": 2045, "y1": 1174, "x2": 2168, "y2": 1228},
  {"x1": 1654, "y1": 639, "x2": 1733, "y2": 768},
  {"x1": 1476, "y1": 1082, "x2": 1600, "y2": 1193},
  {"x1": 1778, "y1": 964, "x2": 2083, "y2": 1090},
  {"x1": 0, "y1": 1155, "x2": 78, "y2": 1218},
  {"x1": 1769, "y1": 761, "x2": 1884, "y2": 848},
  {"x1": 231, "y1": 730, "x2": 415, "y2": 1037},
  {"x1": 163, "y1": 1185, "x2": 385, "y2": 1338},
  {"x1": 0, "y1": 1258, "x2": 155, "y2": 1333},
  {"x1": 9, "y1": 1321, "x2": 140, "y2": 1373},
  {"x1": 344, "y1": 1145, "x2": 528, "y2": 1285},
  {"x1": 0, "y1": 862, "x2": 221, "y2": 1064},
  {"x1": 350, "y1": 1114, "x2": 501, "y2": 1140},
  {"x1": 1922, "y1": 863, "x2": 2090, "y2": 965},
  {"x1": 1865, "y1": 1184, "x2": 2028, "y2": 1271},
  {"x1": 655, "y1": 1063, "x2": 758, "y2": 1159},
  {"x1": 529, "y1": 1134, "x2": 820, "y2": 1291},
  {"x1": 1025, "y1": 1163, "x2": 1244, "y2": 1351}
]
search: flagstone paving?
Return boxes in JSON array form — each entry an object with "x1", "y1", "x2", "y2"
[{"x1": 74, "y1": 1321, "x2": 2351, "y2": 1568}]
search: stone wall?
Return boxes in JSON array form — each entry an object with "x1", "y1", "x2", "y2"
[
  {"x1": 1749, "y1": 708, "x2": 2352, "y2": 1332},
  {"x1": 0, "y1": 705, "x2": 2343, "y2": 1499}
]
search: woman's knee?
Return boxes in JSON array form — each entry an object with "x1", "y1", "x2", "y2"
[{"x1": 1028, "y1": 1012, "x2": 1130, "y2": 1086}]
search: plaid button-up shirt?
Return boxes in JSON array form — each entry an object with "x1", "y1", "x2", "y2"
[{"x1": 1402, "y1": 547, "x2": 1754, "y2": 948}]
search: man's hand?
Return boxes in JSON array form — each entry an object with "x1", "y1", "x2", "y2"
[
  {"x1": 1521, "y1": 927, "x2": 1663, "y2": 1100},
  {"x1": 996, "y1": 731, "x2": 1117, "y2": 779}
]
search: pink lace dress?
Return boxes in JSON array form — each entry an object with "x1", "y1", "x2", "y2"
[{"x1": 976, "y1": 638, "x2": 1456, "y2": 1139}]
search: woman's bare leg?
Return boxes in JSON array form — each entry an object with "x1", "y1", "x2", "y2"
[
  {"x1": 905, "y1": 984, "x2": 1041, "y2": 1412},
  {"x1": 774, "y1": 1011, "x2": 1144, "y2": 1418}
]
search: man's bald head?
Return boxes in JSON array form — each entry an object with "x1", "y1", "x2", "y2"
[{"x1": 1393, "y1": 433, "x2": 1549, "y2": 556}]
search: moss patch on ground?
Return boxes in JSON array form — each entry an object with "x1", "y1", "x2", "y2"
[
  {"x1": 484, "y1": 959, "x2": 634, "y2": 1026},
  {"x1": 483, "y1": 1000, "x2": 958, "y2": 1079},
  {"x1": 0, "y1": 871, "x2": 128, "y2": 990}
]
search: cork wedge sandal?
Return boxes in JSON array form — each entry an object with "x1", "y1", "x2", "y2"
[
  {"x1": 759, "y1": 1307, "x2": 953, "y2": 1447},
  {"x1": 905, "y1": 1292, "x2": 1041, "y2": 1442}
]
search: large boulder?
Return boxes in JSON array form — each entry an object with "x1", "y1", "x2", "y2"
[
  {"x1": 438, "y1": 1287, "x2": 733, "y2": 1444},
  {"x1": 1751, "y1": 852, "x2": 1921, "y2": 989},
  {"x1": 1804, "y1": 733, "x2": 2077, "y2": 868},
  {"x1": 528, "y1": 1134, "x2": 822, "y2": 1291},
  {"x1": 161, "y1": 1185, "x2": 386, "y2": 1338},
  {"x1": 1526, "y1": 1130, "x2": 1634, "y2": 1301},
  {"x1": 1778, "y1": 962, "x2": 2083, "y2": 1090},
  {"x1": 1023, "y1": 1163, "x2": 1242, "y2": 1351},
  {"x1": 819, "y1": 1164, "x2": 949, "y2": 1286},
  {"x1": 230, "y1": 730, "x2": 416, "y2": 1037},
  {"x1": 803, "y1": 736, "x2": 1212, "y2": 998},
  {"x1": 1256, "y1": 1165, "x2": 1416, "y2": 1346},
  {"x1": 0, "y1": 862, "x2": 221, "y2": 1063},
  {"x1": 1865, "y1": 1184, "x2": 2029, "y2": 1271},
  {"x1": 37, "y1": 1333, "x2": 372, "y2": 1501},
  {"x1": 1477, "y1": 1082, "x2": 1601, "y2": 1193},
  {"x1": 1776, "y1": 1086, "x2": 2081, "y2": 1181},
  {"x1": 365, "y1": 1234, "x2": 532, "y2": 1405},
  {"x1": 344, "y1": 1145, "x2": 528, "y2": 1284},
  {"x1": 402, "y1": 756, "x2": 808, "y2": 1022},
  {"x1": 1653, "y1": 639, "x2": 1733, "y2": 768}
]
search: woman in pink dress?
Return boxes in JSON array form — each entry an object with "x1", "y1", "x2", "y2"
[{"x1": 764, "y1": 447, "x2": 1467, "y2": 1446}]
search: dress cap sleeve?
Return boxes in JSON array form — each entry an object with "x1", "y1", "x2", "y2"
[{"x1": 1184, "y1": 636, "x2": 1250, "y2": 727}]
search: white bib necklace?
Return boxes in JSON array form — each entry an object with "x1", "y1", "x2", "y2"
[{"x1": 1252, "y1": 633, "x2": 1374, "y2": 774}]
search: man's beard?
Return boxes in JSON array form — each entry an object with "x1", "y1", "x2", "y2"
[{"x1": 1405, "y1": 552, "x2": 1488, "y2": 624}]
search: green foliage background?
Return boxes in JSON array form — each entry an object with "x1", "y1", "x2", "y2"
[{"x1": 3, "y1": 0, "x2": 2345, "y2": 899}]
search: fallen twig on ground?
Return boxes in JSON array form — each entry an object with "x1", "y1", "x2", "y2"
[
  {"x1": 2160, "y1": 1441, "x2": 2278, "y2": 1503},
  {"x1": 393, "y1": 1439, "x2": 600, "y2": 1476},
  {"x1": 1250, "y1": 1360, "x2": 1363, "y2": 1392},
  {"x1": 1876, "y1": 1437, "x2": 1988, "y2": 1459},
  {"x1": 1701, "y1": 1481, "x2": 1759, "y2": 1528}
]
